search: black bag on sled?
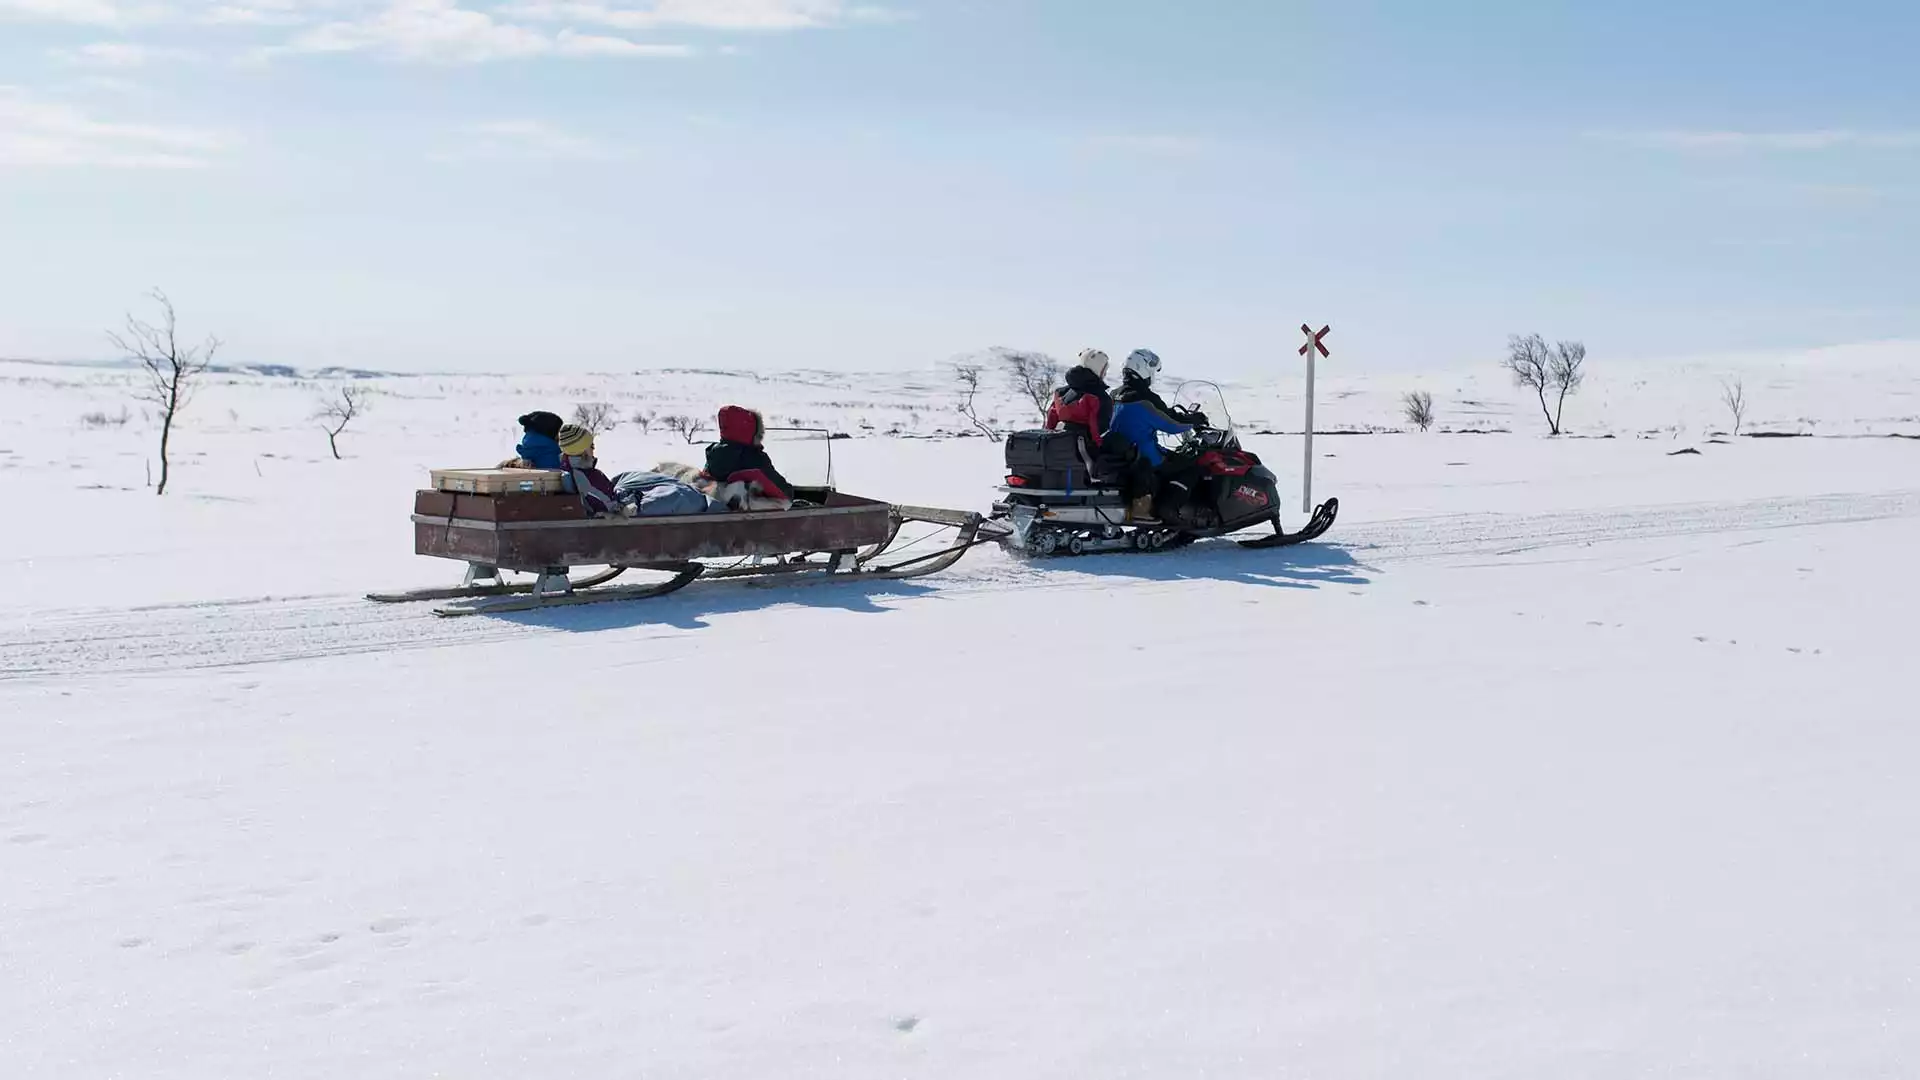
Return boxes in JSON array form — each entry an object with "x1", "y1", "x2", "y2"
[{"x1": 1005, "y1": 429, "x2": 1104, "y2": 490}]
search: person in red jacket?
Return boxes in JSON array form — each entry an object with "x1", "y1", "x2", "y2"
[
  {"x1": 1044, "y1": 348, "x2": 1114, "y2": 448},
  {"x1": 704, "y1": 406, "x2": 794, "y2": 505}
]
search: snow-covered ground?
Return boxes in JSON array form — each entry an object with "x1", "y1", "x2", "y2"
[{"x1": 4, "y1": 349, "x2": 1918, "y2": 1077}]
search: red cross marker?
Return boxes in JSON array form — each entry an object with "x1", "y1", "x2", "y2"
[{"x1": 1298, "y1": 324, "x2": 1331, "y2": 358}]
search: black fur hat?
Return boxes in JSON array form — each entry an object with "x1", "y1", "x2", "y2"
[{"x1": 517, "y1": 411, "x2": 564, "y2": 440}]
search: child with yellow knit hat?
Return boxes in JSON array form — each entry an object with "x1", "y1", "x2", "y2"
[{"x1": 555, "y1": 423, "x2": 624, "y2": 517}]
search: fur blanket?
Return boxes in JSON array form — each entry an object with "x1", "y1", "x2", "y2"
[{"x1": 652, "y1": 461, "x2": 791, "y2": 512}]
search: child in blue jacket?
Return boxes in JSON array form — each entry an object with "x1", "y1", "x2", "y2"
[{"x1": 505, "y1": 411, "x2": 565, "y2": 469}]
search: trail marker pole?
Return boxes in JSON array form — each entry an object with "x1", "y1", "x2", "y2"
[{"x1": 1298, "y1": 323, "x2": 1330, "y2": 512}]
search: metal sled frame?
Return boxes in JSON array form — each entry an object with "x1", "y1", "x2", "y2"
[{"x1": 370, "y1": 489, "x2": 988, "y2": 616}]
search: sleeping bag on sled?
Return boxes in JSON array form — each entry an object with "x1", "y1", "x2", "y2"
[{"x1": 611, "y1": 470, "x2": 720, "y2": 516}]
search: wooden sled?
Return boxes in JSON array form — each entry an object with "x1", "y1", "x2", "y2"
[{"x1": 369, "y1": 488, "x2": 989, "y2": 617}]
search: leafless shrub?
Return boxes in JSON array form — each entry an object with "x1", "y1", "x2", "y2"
[
  {"x1": 108, "y1": 288, "x2": 219, "y2": 495},
  {"x1": 1002, "y1": 350, "x2": 1063, "y2": 422},
  {"x1": 1721, "y1": 378, "x2": 1747, "y2": 435},
  {"x1": 572, "y1": 402, "x2": 618, "y2": 433},
  {"x1": 662, "y1": 414, "x2": 705, "y2": 444},
  {"x1": 314, "y1": 385, "x2": 366, "y2": 460},
  {"x1": 954, "y1": 362, "x2": 1001, "y2": 441},
  {"x1": 1549, "y1": 340, "x2": 1587, "y2": 433},
  {"x1": 630, "y1": 409, "x2": 656, "y2": 434},
  {"x1": 1504, "y1": 333, "x2": 1586, "y2": 435},
  {"x1": 1401, "y1": 390, "x2": 1435, "y2": 432},
  {"x1": 79, "y1": 406, "x2": 131, "y2": 429}
]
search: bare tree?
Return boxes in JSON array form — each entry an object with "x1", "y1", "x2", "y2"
[
  {"x1": 1549, "y1": 340, "x2": 1587, "y2": 434},
  {"x1": 1001, "y1": 350, "x2": 1063, "y2": 422},
  {"x1": 1720, "y1": 378, "x2": 1748, "y2": 435},
  {"x1": 954, "y1": 362, "x2": 1001, "y2": 440},
  {"x1": 572, "y1": 402, "x2": 618, "y2": 433},
  {"x1": 108, "y1": 289, "x2": 220, "y2": 495},
  {"x1": 663, "y1": 414, "x2": 705, "y2": 444},
  {"x1": 1401, "y1": 389, "x2": 1435, "y2": 432},
  {"x1": 1503, "y1": 333, "x2": 1556, "y2": 434},
  {"x1": 315, "y1": 385, "x2": 367, "y2": 460},
  {"x1": 630, "y1": 409, "x2": 656, "y2": 434},
  {"x1": 1504, "y1": 333, "x2": 1586, "y2": 435}
]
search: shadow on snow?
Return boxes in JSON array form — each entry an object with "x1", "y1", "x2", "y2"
[
  {"x1": 1039, "y1": 538, "x2": 1374, "y2": 592},
  {"x1": 486, "y1": 539, "x2": 1371, "y2": 633}
]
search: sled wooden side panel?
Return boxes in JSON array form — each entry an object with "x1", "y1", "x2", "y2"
[
  {"x1": 412, "y1": 491, "x2": 896, "y2": 571},
  {"x1": 414, "y1": 490, "x2": 587, "y2": 522}
]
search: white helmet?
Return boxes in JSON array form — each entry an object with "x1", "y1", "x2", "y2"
[
  {"x1": 1123, "y1": 348, "x2": 1162, "y2": 382},
  {"x1": 1075, "y1": 348, "x2": 1109, "y2": 379}
]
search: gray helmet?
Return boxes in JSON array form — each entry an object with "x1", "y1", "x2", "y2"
[{"x1": 1123, "y1": 348, "x2": 1162, "y2": 382}]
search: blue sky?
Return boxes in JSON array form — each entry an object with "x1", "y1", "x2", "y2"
[{"x1": 2, "y1": 0, "x2": 1916, "y2": 374}]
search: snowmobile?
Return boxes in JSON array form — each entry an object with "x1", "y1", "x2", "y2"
[{"x1": 990, "y1": 381, "x2": 1338, "y2": 556}]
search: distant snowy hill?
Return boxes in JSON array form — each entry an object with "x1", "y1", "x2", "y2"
[{"x1": 7, "y1": 340, "x2": 1919, "y2": 443}]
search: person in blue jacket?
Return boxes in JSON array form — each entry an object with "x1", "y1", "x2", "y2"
[
  {"x1": 1103, "y1": 349, "x2": 1195, "y2": 520},
  {"x1": 506, "y1": 411, "x2": 565, "y2": 469}
]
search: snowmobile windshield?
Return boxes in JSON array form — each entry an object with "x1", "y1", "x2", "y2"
[
  {"x1": 1168, "y1": 380, "x2": 1236, "y2": 439},
  {"x1": 759, "y1": 425, "x2": 835, "y2": 491}
]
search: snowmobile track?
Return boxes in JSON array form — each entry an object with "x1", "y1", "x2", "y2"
[{"x1": 4, "y1": 488, "x2": 1915, "y2": 680}]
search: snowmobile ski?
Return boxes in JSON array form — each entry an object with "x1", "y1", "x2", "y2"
[{"x1": 1236, "y1": 498, "x2": 1339, "y2": 549}]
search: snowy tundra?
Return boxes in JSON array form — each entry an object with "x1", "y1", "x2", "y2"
[{"x1": 2, "y1": 348, "x2": 1918, "y2": 1078}]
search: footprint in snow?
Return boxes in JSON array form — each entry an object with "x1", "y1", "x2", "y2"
[{"x1": 282, "y1": 932, "x2": 344, "y2": 958}]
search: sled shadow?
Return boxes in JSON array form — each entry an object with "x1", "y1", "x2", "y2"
[
  {"x1": 490, "y1": 574, "x2": 941, "y2": 633},
  {"x1": 1054, "y1": 539, "x2": 1374, "y2": 591}
]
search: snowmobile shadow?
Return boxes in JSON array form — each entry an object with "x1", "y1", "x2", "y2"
[
  {"x1": 488, "y1": 575, "x2": 941, "y2": 633},
  {"x1": 1057, "y1": 540, "x2": 1372, "y2": 591}
]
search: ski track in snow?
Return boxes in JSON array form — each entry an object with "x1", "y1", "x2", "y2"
[{"x1": 5, "y1": 488, "x2": 1915, "y2": 680}]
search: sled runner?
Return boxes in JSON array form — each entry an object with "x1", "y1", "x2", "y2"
[
  {"x1": 991, "y1": 381, "x2": 1338, "y2": 557},
  {"x1": 371, "y1": 487, "x2": 988, "y2": 617}
]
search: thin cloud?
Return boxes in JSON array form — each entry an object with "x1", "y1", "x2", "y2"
[
  {"x1": 502, "y1": 0, "x2": 896, "y2": 31},
  {"x1": 555, "y1": 28, "x2": 690, "y2": 56},
  {"x1": 201, "y1": 2, "x2": 316, "y2": 25},
  {"x1": 51, "y1": 42, "x2": 195, "y2": 67},
  {"x1": 0, "y1": 86, "x2": 229, "y2": 168},
  {"x1": 432, "y1": 118, "x2": 627, "y2": 160},
  {"x1": 274, "y1": 0, "x2": 691, "y2": 63},
  {"x1": 1083, "y1": 133, "x2": 1208, "y2": 157},
  {"x1": 2, "y1": 0, "x2": 346, "y2": 26},
  {"x1": 64, "y1": 75, "x2": 146, "y2": 94},
  {"x1": 0, "y1": 0, "x2": 136, "y2": 25},
  {"x1": 1594, "y1": 129, "x2": 1920, "y2": 152}
]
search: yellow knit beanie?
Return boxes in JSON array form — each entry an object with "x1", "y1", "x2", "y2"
[{"x1": 557, "y1": 424, "x2": 594, "y2": 457}]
